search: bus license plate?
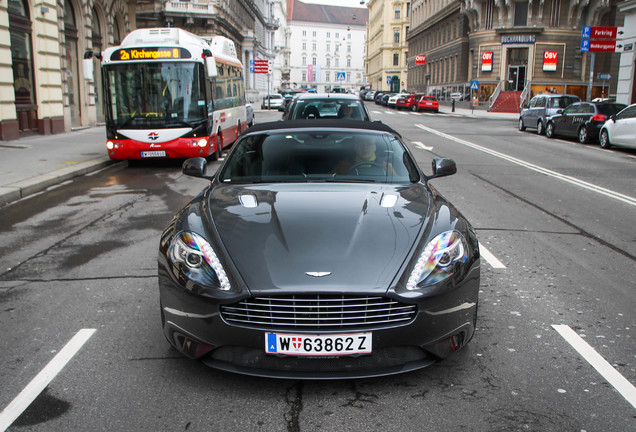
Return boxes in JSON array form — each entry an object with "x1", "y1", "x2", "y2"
[
  {"x1": 141, "y1": 150, "x2": 166, "y2": 158},
  {"x1": 265, "y1": 332, "x2": 372, "y2": 356}
]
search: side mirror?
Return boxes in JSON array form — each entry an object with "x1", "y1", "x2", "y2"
[
  {"x1": 610, "y1": 115, "x2": 616, "y2": 122},
  {"x1": 206, "y1": 56, "x2": 218, "y2": 78},
  {"x1": 557, "y1": 109, "x2": 563, "y2": 114},
  {"x1": 428, "y1": 157, "x2": 457, "y2": 179},
  {"x1": 183, "y1": 157, "x2": 214, "y2": 180}
]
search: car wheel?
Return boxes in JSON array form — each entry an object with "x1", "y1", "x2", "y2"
[
  {"x1": 537, "y1": 120, "x2": 545, "y2": 135},
  {"x1": 518, "y1": 118, "x2": 526, "y2": 131},
  {"x1": 599, "y1": 130, "x2": 611, "y2": 149},
  {"x1": 412, "y1": 105, "x2": 417, "y2": 112},
  {"x1": 578, "y1": 126, "x2": 589, "y2": 143},
  {"x1": 545, "y1": 122, "x2": 555, "y2": 138}
]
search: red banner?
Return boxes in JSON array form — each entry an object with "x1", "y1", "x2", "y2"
[
  {"x1": 543, "y1": 51, "x2": 558, "y2": 71},
  {"x1": 481, "y1": 51, "x2": 493, "y2": 72},
  {"x1": 416, "y1": 54, "x2": 426, "y2": 65},
  {"x1": 589, "y1": 26, "x2": 619, "y2": 39}
]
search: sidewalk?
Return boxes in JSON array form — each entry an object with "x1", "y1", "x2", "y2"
[{"x1": 0, "y1": 127, "x2": 114, "y2": 207}]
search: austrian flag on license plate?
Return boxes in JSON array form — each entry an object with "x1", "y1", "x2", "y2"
[{"x1": 265, "y1": 332, "x2": 372, "y2": 356}]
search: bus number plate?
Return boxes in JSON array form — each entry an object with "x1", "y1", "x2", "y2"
[{"x1": 141, "y1": 151, "x2": 166, "y2": 158}]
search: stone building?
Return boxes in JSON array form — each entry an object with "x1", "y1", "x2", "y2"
[
  {"x1": 365, "y1": 0, "x2": 411, "y2": 93},
  {"x1": 407, "y1": 0, "x2": 624, "y2": 109}
]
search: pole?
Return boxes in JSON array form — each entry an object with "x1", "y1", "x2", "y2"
[
  {"x1": 267, "y1": 62, "x2": 271, "y2": 109},
  {"x1": 586, "y1": 53, "x2": 595, "y2": 101}
]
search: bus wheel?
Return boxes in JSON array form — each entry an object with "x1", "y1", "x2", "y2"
[{"x1": 209, "y1": 133, "x2": 222, "y2": 161}]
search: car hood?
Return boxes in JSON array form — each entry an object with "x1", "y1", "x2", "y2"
[{"x1": 207, "y1": 183, "x2": 433, "y2": 294}]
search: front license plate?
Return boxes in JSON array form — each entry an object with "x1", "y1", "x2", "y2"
[
  {"x1": 265, "y1": 332, "x2": 372, "y2": 356},
  {"x1": 141, "y1": 150, "x2": 166, "y2": 158}
]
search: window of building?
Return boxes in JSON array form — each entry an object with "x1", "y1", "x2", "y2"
[
  {"x1": 312, "y1": 72, "x2": 316, "y2": 81},
  {"x1": 347, "y1": 45, "x2": 351, "y2": 53},
  {"x1": 326, "y1": 57, "x2": 331, "y2": 67},
  {"x1": 312, "y1": 42, "x2": 316, "y2": 50},
  {"x1": 514, "y1": 1, "x2": 529, "y2": 27},
  {"x1": 347, "y1": 58, "x2": 351, "y2": 67},
  {"x1": 326, "y1": 72, "x2": 330, "y2": 82},
  {"x1": 335, "y1": 58, "x2": 339, "y2": 67},
  {"x1": 313, "y1": 31, "x2": 317, "y2": 37},
  {"x1": 550, "y1": 0, "x2": 561, "y2": 27},
  {"x1": 327, "y1": 43, "x2": 330, "y2": 52},
  {"x1": 302, "y1": 72, "x2": 307, "y2": 81},
  {"x1": 393, "y1": 53, "x2": 399, "y2": 66},
  {"x1": 302, "y1": 56, "x2": 306, "y2": 66},
  {"x1": 302, "y1": 30, "x2": 307, "y2": 36},
  {"x1": 335, "y1": 33, "x2": 339, "y2": 39},
  {"x1": 327, "y1": 32, "x2": 330, "y2": 38},
  {"x1": 302, "y1": 42, "x2": 306, "y2": 50},
  {"x1": 9, "y1": 0, "x2": 37, "y2": 133},
  {"x1": 394, "y1": 30, "x2": 400, "y2": 44},
  {"x1": 312, "y1": 57, "x2": 316, "y2": 65},
  {"x1": 346, "y1": 72, "x2": 351, "y2": 82},
  {"x1": 484, "y1": 0, "x2": 495, "y2": 29},
  {"x1": 395, "y1": 7, "x2": 400, "y2": 19}
]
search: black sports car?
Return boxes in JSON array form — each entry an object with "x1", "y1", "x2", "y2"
[
  {"x1": 545, "y1": 101, "x2": 627, "y2": 143},
  {"x1": 158, "y1": 120, "x2": 480, "y2": 379}
]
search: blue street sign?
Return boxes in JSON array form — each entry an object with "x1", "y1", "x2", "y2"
[
  {"x1": 470, "y1": 80, "x2": 479, "y2": 90},
  {"x1": 249, "y1": 67, "x2": 254, "y2": 73},
  {"x1": 581, "y1": 40, "x2": 590, "y2": 52},
  {"x1": 336, "y1": 72, "x2": 345, "y2": 81},
  {"x1": 582, "y1": 26, "x2": 591, "y2": 39},
  {"x1": 598, "y1": 73, "x2": 612, "y2": 81},
  {"x1": 387, "y1": 76, "x2": 393, "y2": 85},
  {"x1": 249, "y1": 59, "x2": 254, "y2": 66}
]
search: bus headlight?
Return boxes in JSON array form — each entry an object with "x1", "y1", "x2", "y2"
[
  {"x1": 197, "y1": 138, "x2": 208, "y2": 148},
  {"x1": 106, "y1": 141, "x2": 114, "y2": 150}
]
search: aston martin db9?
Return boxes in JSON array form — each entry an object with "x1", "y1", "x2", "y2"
[{"x1": 158, "y1": 120, "x2": 480, "y2": 379}]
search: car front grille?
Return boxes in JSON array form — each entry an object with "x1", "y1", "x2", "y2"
[{"x1": 220, "y1": 295, "x2": 417, "y2": 331}]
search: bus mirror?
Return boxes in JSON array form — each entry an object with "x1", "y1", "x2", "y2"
[
  {"x1": 206, "y1": 57, "x2": 218, "y2": 78},
  {"x1": 83, "y1": 58, "x2": 94, "y2": 81}
]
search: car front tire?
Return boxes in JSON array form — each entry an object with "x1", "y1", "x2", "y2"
[
  {"x1": 599, "y1": 130, "x2": 612, "y2": 149},
  {"x1": 518, "y1": 118, "x2": 526, "y2": 131},
  {"x1": 545, "y1": 122, "x2": 555, "y2": 138}
]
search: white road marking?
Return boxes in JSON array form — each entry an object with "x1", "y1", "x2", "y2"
[
  {"x1": 553, "y1": 325, "x2": 636, "y2": 410},
  {"x1": 479, "y1": 243, "x2": 506, "y2": 268},
  {"x1": 415, "y1": 124, "x2": 636, "y2": 207},
  {"x1": 0, "y1": 329, "x2": 96, "y2": 431},
  {"x1": 412, "y1": 141, "x2": 434, "y2": 151}
]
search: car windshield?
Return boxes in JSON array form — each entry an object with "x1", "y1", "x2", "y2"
[
  {"x1": 289, "y1": 99, "x2": 368, "y2": 120},
  {"x1": 219, "y1": 130, "x2": 420, "y2": 184}
]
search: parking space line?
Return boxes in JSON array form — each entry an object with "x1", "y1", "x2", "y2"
[
  {"x1": 552, "y1": 325, "x2": 636, "y2": 410},
  {"x1": 415, "y1": 124, "x2": 636, "y2": 207},
  {"x1": 0, "y1": 329, "x2": 96, "y2": 431},
  {"x1": 479, "y1": 243, "x2": 506, "y2": 268}
]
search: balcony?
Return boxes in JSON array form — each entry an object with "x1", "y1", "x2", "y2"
[{"x1": 164, "y1": 1, "x2": 218, "y2": 15}]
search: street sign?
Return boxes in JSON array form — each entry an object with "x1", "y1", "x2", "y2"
[
  {"x1": 598, "y1": 73, "x2": 612, "y2": 81},
  {"x1": 588, "y1": 40, "x2": 618, "y2": 52},
  {"x1": 253, "y1": 59, "x2": 270, "y2": 74},
  {"x1": 386, "y1": 76, "x2": 392, "y2": 85},
  {"x1": 581, "y1": 40, "x2": 590, "y2": 52},
  {"x1": 582, "y1": 26, "x2": 625, "y2": 40},
  {"x1": 336, "y1": 72, "x2": 345, "y2": 81},
  {"x1": 470, "y1": 80, "x2": 479, "y2": 90}
]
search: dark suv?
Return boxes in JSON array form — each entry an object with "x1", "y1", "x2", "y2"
[{"x1": 519, "y1": 94, "x2": 580, "y2": 135}]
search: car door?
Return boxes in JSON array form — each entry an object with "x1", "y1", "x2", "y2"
[
  {"x1": 611, "y1": 105, "x2": 636, "y2": 146},
  {"x1": 555, "y1": 103, "x2": 579, "y2": 137}
]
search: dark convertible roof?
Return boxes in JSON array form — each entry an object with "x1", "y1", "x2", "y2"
[{"x1": 243, "y1": 120, "x2": 401, "y2": 137}]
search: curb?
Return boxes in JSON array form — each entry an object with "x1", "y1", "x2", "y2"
[{"x1": 0, "y1": 158, "x2": 115, "y2": 207}]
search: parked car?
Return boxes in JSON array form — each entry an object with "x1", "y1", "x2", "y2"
[
  {"x1": 599, "y1": 103, "x2": 636, "y2": 150},
  {"x1": 381, "y1": 93, "x2": 394, "y2": 106},
  {"x1": 414, "y1": 96, "x2": 440, "y2": 113},
  {"x1": 374, "y1": 92, "x2": 385, "y2": 104},
  {"x1": 545, "y1": 101, "x2": 627, "y2": 143},
  {"x1": 261, "y1": 94, "x2": 284, "y2": 110},
  {"x1": 245, "y1": 103, "x2": 254, "y2": 127},
  {"x1": 158, "y1": 119, "x2": 480, "y2": 379},
  {"x1": 396, "y1": 94, "x2": 422, "y2": 110},
  {"x1": 518, "y1": 94, "x2": 580, "y2": 135},
  {"x1": 364, "y1": 90, "x2": 376, "y2": 101},
  {"x1": 282, "y1": 93, "x2": 371, "y2": 121},
  {"x1": 388, "y1": 93, "x2": 409, "y2": 108}
]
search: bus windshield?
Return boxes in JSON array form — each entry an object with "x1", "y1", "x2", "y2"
[{"x1": 104, "y1": 62, "x2": 206, "y2": 129}]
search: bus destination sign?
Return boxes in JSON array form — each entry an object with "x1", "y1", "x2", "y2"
[{"x1": 110, "y1": 47, "x2": 192, "y2": 61}]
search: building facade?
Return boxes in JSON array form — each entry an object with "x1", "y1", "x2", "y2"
[
  {"x1": 617, "y1": 0, "x2": 636, "y2": 104},
  {"x1": 287, "y1": 0, "x2": 368, "y2": 93},
  {"x1": 365, "y1": 0, "x2": 411, "y2": 93},
  {"x1": 408, "y1": 0, "x2": 624, "y2": 104},
  {"x1": 0, "y1": 0, "x2": 134, "y2": 140}
]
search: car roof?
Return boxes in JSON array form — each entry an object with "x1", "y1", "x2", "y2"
[
  {"x1": 242, "y1": 119, "x2": 401, "y2": 137},
  {"x1": 291, "y1": 93, "x2": 362, "y2": 101}
]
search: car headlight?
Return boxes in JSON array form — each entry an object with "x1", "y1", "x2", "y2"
[
  {"x1": 406, "y1": 231, "x2": 468, "y2": 290},
  {"x1": 169, "y1": 231, "x2": 231, "y2": 291}
]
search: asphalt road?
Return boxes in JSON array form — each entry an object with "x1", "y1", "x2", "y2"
[{"x1": 0, "y1": 106, "x2": 634, "y2": 431}]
